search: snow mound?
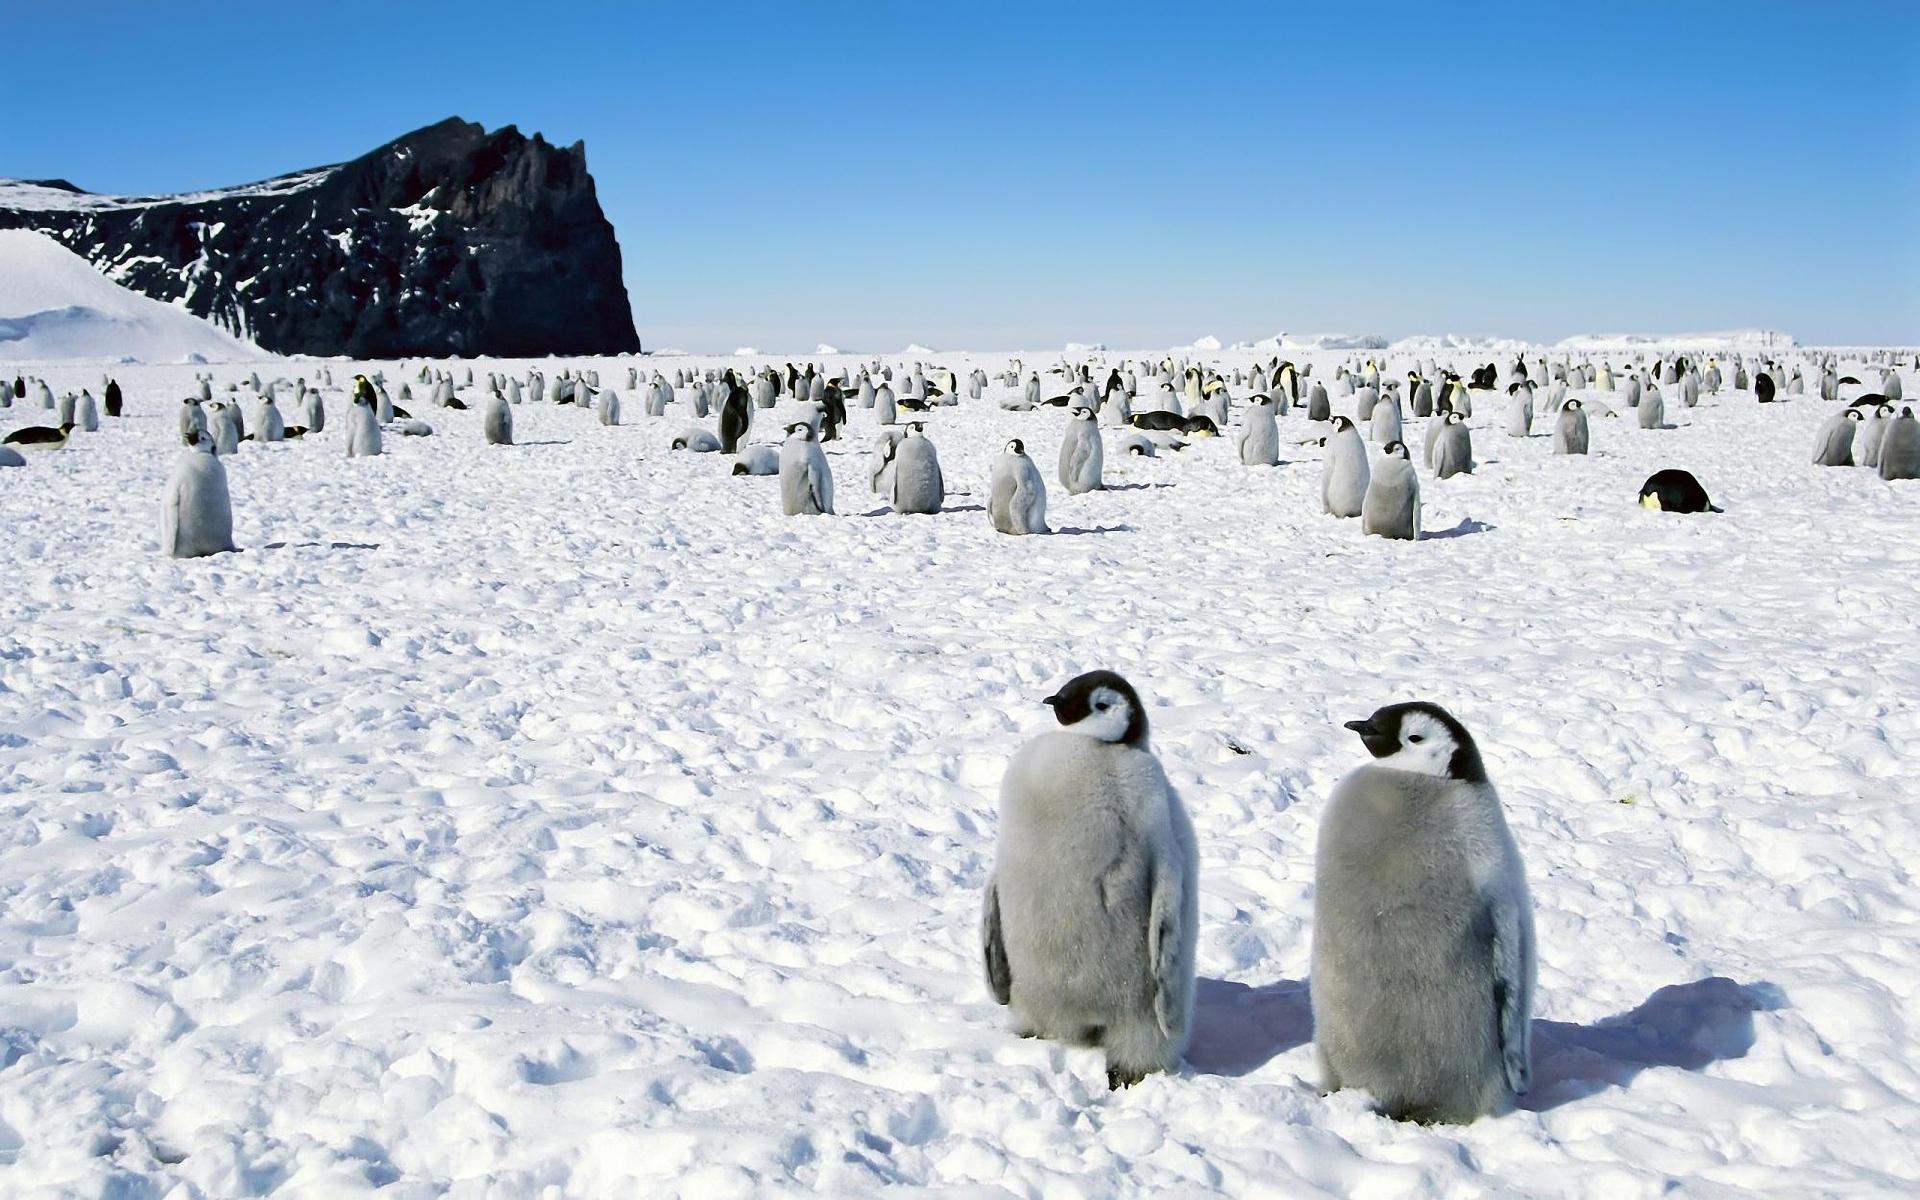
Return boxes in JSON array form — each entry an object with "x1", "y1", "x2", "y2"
[
  {"x1": 1278, "y1": 331, "x2": 1390, "y2": 351},
  {"x1": 1063, "y1": 342, "x2": 1108, "y2": 353},
  {"x1": 903, "y1": 343, "x2": 938, "y2": 354},
  {"x1": 1187, "y1": 334, "x2": 1223, "y2": 351},
  {"x1": 0, "y1": 229, "x2": 269, "y2": 362},
  {"x1": 732, "y1": 346, "x2": 762, "y2": 356},
  {"x1": 815, "y1": 344, "x2": 842, "y2": 356},
  {"x1": 1555, "y1": 329, "x2": 1797, "y2": 353}
]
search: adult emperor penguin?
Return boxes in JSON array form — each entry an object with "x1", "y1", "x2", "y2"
[
  {"x1": 1239, "y1": 394, "x2": 1280, "y2": 466},
  {"x1": 890, "y1": 422, "x2": 944, "y2": 514},
  {"x1": 1322, "y1": 416, "x2": 1370, "y2": 517},
  {"x1": 989, "y1": 439, "x2": 1049, "y2": 535},
  {"x1": 779, "y1": 423, "x2": 834, "y2": 515},
  {"x1": 1362, "y1": 441, "x2": 1421, "y2": 540},
  {"x1": 1432, "y1": 412, "x2": 1474, "y2": 479},
  {"x1": 345, "y1": 392, "x2": 383, "y2": 458},
  {"x1": 1552, "y1": 399, "x2": 1589, "y2": 455},
  {"x1": 983, "y1": 670, "x2": 1199, "y2": 1089},
  {"x1": 1059, "y1": 406, "x2": 1104, "y2": 494},
  {"x1": 719, "y1": 373, "x2": 752, "y2": 454},
  {"x1": 1313, "y1": 702, "x2": 1535, "y2": 1123},
  {"x1": 483, "y1": 387, "x2": 514, "y2": 445},
  {"x1": 161, "y1": 432, "x2": 238, "y2": 559},
  {"x1": 1638, "y1": 469, "x2": 1721, "y2": 513},
  {"x1": 1879, "y1": 407, "x2": 1920, "y2": 481}
]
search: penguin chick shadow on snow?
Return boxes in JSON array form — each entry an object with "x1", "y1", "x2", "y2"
[
  {"x1": 1183, "y1": 977, "x2": 1313, "y2": 1076},
  {"x1": 1520, "y1": 976, "x2": 1783, "y2": 1112}
]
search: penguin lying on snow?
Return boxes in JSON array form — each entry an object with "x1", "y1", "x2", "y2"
[
  {"x1": 984, "y1": 670, "x2": 1198, "y2": 1090},
  {"x1": 671, "y1": 426, "x2": 722, "y2": 452},
  {"x1": 1314, "y1": 703, "x2": 1534, "y2": 1123},
  {"x1": 1638, "y1": 469, "x2": 1720, "y2": 513},
  {"x1": 2, "y1": 422, "x2": 76, "y2": 449},
  {"x1": 731, "y1": 445, "x2": 780, "y2": 476}
]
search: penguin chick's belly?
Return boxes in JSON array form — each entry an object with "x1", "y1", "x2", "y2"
[{"x1": 1002, "y1": 852, "x2": 1153, "y2": 1037}]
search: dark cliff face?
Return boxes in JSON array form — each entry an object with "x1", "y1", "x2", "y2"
[{"x1": 0, "y1": 118, "x2": 641, "y2": 359}]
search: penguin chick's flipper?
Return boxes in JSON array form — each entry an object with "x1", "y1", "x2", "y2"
[
  {"x1": 1492, "y1": 895, "x2": 1533, "y2": 1095},
  {"x1": 982, "y1": 882, "x2": 1012, "y2": 1005},
  {"x1": 1149, "y1": 847, "x2": 1193, "y2": 1040}
]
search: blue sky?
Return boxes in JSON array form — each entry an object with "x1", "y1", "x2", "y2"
[{"x1": 7, "y1": 1, "x2": 1916, "y2": 351}]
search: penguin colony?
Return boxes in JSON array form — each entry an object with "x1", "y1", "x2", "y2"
[{"x1": 4, "y1": 346, "x2": 1915, "y2": 1125}]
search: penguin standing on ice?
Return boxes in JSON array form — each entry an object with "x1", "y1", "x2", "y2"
[
  {"x1": 1238, "y1": 395, "x2": 1280, "y2": 466},
  {"x1": 254, "y1": 392, "x2": 285, "y2": 442},
  {"x1": 1322, "y1": 416, "x2": 1370, "y2": 517},
  {"x1": 1812, "y1": 408, "x2": 1862, "y2": 467},
  {"x1": 1362, "y1": 442, "x2": 1420, "y2": 540},
  {"x1": 983, "y1": 670, "x2": 1198, "y2": 1090},
  {"x1": 1637, "y1": 384, "x2": 1665, "y2": 430},
  {"x1": 868, "y1": 428, "x2": 905, "y2": 495},
  {"x1": 779, "y1": 423, "x2": 834, "y2": 515},
  {"x1": 161, "y1": 432, "x2": 237, "y2": 559},
  {"x1": 179, "y1": 397, "x2": 207, "y2": 445},
  {"x1": 890, "y1": 422, "x2": 944, "y2": 514},
  {"x1": 1313, "y1": 703, "x2": 1534, "y2": 1123},
  {"x1": 1432, "y1": 412, "x2": 1474, "y2": 479},
  {"x1": 719, "y1": 374, "x2": 751, "y2": 454},
  {"x1": 1552, "y1": 399, "x2": 1589, "y2": 455},
  {"x1": 1879, "y1": 407, "x2": 1920, "y2": 480},
  {"x1": 345, "y1": 392, "x2": 383, "y2": 458},
  {"x1": 1505, "y1": 384, "x2": 1533, "y2": 438},
  {"x1": 1058, "y1": 407, "x2": 1104, "y2": 494},
  {"x1": 989, "y1": 439, "x2": 1049, "y2": 535},
  {"x1": 104, "y1": 379, "x2": 123, "y2": 418},
  {"x1": 483, "y1": 387, "x2": 514, "y2": 445}
]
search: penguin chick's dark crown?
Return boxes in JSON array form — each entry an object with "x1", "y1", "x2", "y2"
[
  {"x1": 1044, "y1": 670, "x2": 1148, "y2": 746},
  {"x1": 1343, "y1": 701, "x2": 1487, "y2": 783}
]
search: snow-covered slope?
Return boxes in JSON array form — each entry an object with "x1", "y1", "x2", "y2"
[
  {"x1": 0, "y1": 229, "x2": 269, "y2": 363},
  {"x1": 1556, "y1": 329, "x2": 1797, "y2": 353}
]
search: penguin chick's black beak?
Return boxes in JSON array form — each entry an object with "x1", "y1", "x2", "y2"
[
  {"x1": 1342, "y1": 719, "x2": 1378, "y2": 737},
  {"x1": 1042, "y1": 694, "x2": 1062, "y2": 707},
  {"x1": 1346, "y1": 718, "x2": 1398, "y2": 759}
]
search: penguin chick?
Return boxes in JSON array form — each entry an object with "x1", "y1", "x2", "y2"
[
  {"x1": 984, "y1": 671, "x2": 1199, "y2": 1090},
  {"x1": 1313, "y1": 703, "x2": 1534, "y2": 1124}
]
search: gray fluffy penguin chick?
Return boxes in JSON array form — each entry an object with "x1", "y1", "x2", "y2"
[
  {"x1": 1059, "y1": 407, "x2": 1104, "y2": 494},
  {"x1": 989, "y1": 439, "x2": 1049, "y2": 535},
  {"x1": 874, "y1": 383, "x2": 898, "y2": 426},
  {"x1": 890, "y1": 422, "x2": 944, "y2": 514},
  {"x1": 1859, "y1": 403, "x2": 1893, "y2": 469},
  {"x1": 1371, "y1": 393, "x2": 1404, "y2": 445},
  {"x1": 599, "y1": 388, "x2": 622, "y2": 426},
  {"x1": 670, "y1": 426, "x2": 722, "y2": 452},
  {"x1": 1238, "y1": 395, "x2": 1280, "y2": 466},
  {"x1": 1362, "y1": 441, "x2": 1421, "y2": 540},
  {"x1": 1552, "y1": 400, "x2": 1589, "y2": 455},
  {"x1": 779, "y1": 423, "x2": 834, "y2": 515},
  {"x1": 345, "y1": 394, "x2": 383, "y2": 458},
  {"x1": 1879, "y1": 407, "x2": 1920, "y2": 481},
  {"x1": 1505, "y1": 387, "x2": 1533, "y2": 438},
  {"x1": 1321, "y1": 415, "x2": 1370, "y2": 517},
  {"x1": 180, "y1": 397, "x2": 207, "y2": 445},
  {"x1": 1637, "y1": 385, "x2": 1665, "y2": 430},
  {"x1": 731, "y1": 445, "x2": 781, "y2": 476},
  {"x1": 255, "y1": 394, "x2": 285, "y2": 442},
  {"x1": 483, "y1": 389, "x2": 514, "y2": 445},
  {"x1": 207, "y1": 402, "x2": 241, "y2": 456},
  {"x1": 983, "y1": 670, "x2": 1199, "y2": 1090},
  {"x1": 1811, "y1": 409, "x2": 1860, "y2": 467},
  {"x1": 305, "y1": 386, "x2": 328, "y2": 433},
  {"x1": 1433, "y1": 413, "x2": 1474, "y2": 479},
  {"x1": 1117, "y1": 430, "x2": 1156, "y2": 457},
  {"x1": 162, "y1": 433, "x2": 237, "y2": 558},
  {"x1": 1313, "y1": 702, "x2": 1534, "y2": 1123},
  {"x1": 73, "y1": 390, "x2": 100, "y2": 433},
  {"x1": 869, "y1": 428, "x2": 905, "y2": 495}
]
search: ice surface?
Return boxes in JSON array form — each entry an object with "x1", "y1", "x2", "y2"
[{"x1": 1, "y1": 347, "x2": 1917, "y2": 1196}]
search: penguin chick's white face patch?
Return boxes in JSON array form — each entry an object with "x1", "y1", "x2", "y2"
[
  {"x1": 1059, "y1": 686, "x2": 1135, "y2": 743},
  {"x1": 1372, "y1": 712, "x2": 1459, "y2": 777}
]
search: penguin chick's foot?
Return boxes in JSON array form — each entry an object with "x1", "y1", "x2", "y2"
[{"x1": 1106, "y1": 1065, "x2": 1149, "y2": 1090}]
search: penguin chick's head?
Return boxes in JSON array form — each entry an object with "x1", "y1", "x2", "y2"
[
  {"x1": 1343, "y1": 702, "x2": 1486, "y2": 783},
  {"x1": 1382, "y1": 440, "x2": 1410, "y2": 460},
  {"x1": 785, "y1": 422, "x2": 813, "y2": 439},
  {"x1": 1005, "y1": 438, "x2": 1026, "y2": 455},
  {"x1": 1331, "y1": 415, "x2": 1355, "y2": 432},
  {"x1": 1044, "y1": 670, "x2": 1148, "y2": 747}
]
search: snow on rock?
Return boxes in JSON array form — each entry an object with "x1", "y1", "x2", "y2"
[
  {"x1": 0, "y1": 229, "x2": 270, "y2": 362},
  {"x1": 0, "y1": 346, "x2": 1915, "y2": 1195}
]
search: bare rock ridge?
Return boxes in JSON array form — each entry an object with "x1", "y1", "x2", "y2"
[{"x1": 0, "y1": 117, "x2": 642, "y2": 358}]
